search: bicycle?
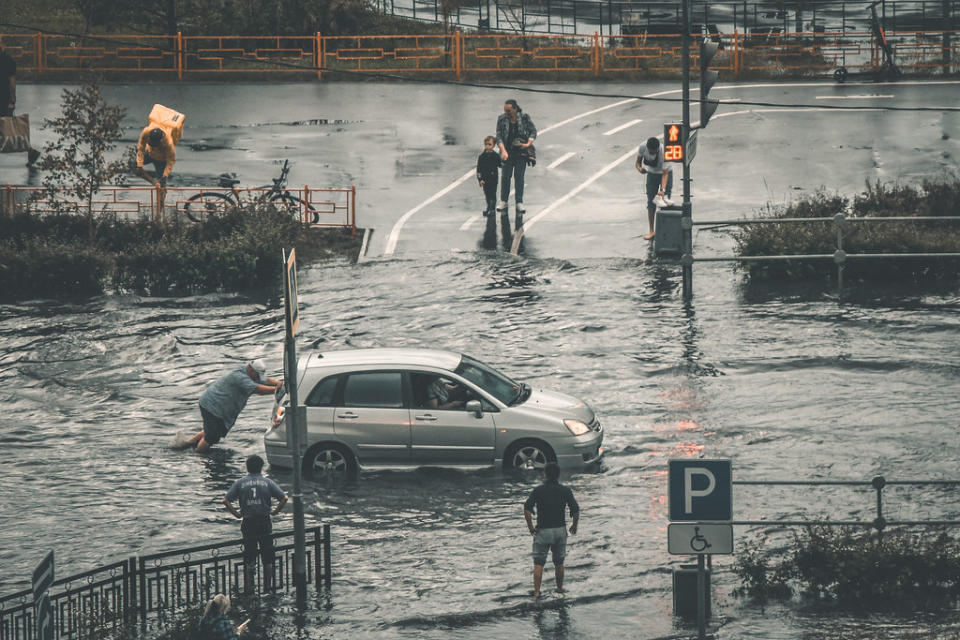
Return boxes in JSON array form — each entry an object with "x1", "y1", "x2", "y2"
[{"x1": 182, "y1": 159, "x2": 318, "y2": 223}]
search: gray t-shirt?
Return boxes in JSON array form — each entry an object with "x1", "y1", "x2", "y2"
[
  {"x1": 225, "y1": 473, "x2": 286, "y2": 518},
  {"x1": 638, "y1": 146, "x2": 669, "y2": 175},
  {"x1": 199, "y1": 366, "x2": 260, "y2": 428}
]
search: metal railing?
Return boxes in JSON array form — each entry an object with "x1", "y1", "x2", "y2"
[
  {"x1": 0, "y1": 27, "x2": 956, "y2": 79},
  {"x1": 1, "y1": 185, "x2": 357, "y2": 233},
  {"x1": 0, "y1": 525, "x2": 332, "y2": 640},
  {"x1": 371, "y1": 0, "x2": 960, "y2": 37},
  {"x1": 692, "y1": 214, "x2": 960, "y2": 296},
  {"x1": 732, "y1": 477, "x2": 960, "y2": 531}
]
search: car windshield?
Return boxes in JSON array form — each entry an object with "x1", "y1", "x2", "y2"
[{"x1": 454, "y1": 355, "x2": 522, "y2": 405}]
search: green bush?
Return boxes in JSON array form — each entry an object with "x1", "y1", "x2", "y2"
[
  {"x1": 735, "y1": 526, "x2": 960, "y2": 611},
  {"x1": 733, "y1": 179, "x2": 960, "y2": 283},
  {"x1": 0, "y1": 203, "x2": 346, "y2": 299}
]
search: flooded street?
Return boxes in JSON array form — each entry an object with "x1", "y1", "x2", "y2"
[{"x1": 2, "y1": 81, "x2": 960, "y2": 638}]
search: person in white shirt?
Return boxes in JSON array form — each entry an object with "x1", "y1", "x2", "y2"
[{"x1": 635, "y1": 137, "x2": 674, "y2": 240}]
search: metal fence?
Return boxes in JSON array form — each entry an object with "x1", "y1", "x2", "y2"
[
  {"x1": 0, "y1": 525, "x2": 331, "y2": 640},
  {"x1": 692, "y1": 214, "x2": 960, "y2": 297},
  {"x1": 0, "y1": 185, "x2": 358, "y2": 232},
  {"x1": 0, "y1": 27, "x2": 956, "y2": 79},
  {"x1": 372, "y1": 0, "x2": 960, "y2": 37},
  {"x1": 732, "y1": 477, "x2": 960, "y2": 531}
]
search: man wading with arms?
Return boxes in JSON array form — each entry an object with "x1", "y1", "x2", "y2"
[
  {"x1": 224, "y1": 455, "x2": 288, "y2": 593},
  {"x1": 523, "y1": 461, "x2": 580, "y2": 598}
]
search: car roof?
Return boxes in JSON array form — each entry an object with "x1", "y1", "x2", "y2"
[{"x1": 305, "y1": 348, "x2": 463, "y2": 371}]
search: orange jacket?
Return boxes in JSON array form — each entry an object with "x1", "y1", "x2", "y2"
[{"x1": 136, "y1": 126, "x2": 176, "y2": 177}]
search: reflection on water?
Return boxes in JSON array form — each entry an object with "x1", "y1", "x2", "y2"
[{"x1": 1, "y1": 253, "x2": 959, "y2": 638}]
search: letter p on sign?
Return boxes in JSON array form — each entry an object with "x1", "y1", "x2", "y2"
[{"x1": 668, "y1": 459, "x2": 732, "y2": 522}]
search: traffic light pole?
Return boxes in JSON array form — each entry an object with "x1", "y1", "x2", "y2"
[{"x1": 681, "y1": 0, "x2": 693, "y2": 301}]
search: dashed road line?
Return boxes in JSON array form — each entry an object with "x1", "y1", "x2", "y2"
[
  {"x1": 603, "y1": 118, "x2": 643, "y2": 136},
  {"x1": 547, "y1": 151, "x2": 576, "y2": 170},
  {"x1": 815, "y1": 94, "x2": 895, "y2": 99}
]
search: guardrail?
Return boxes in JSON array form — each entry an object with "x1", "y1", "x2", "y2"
[
  {"x1": 0, "y1": 28, "x2": 956, "y2": 78},
  {"x1": 0, "y1": 525, "x2": 331, "y2": 640},
  {"x1": 691, "y1": 214, "x2": 960, "y2": 297},
  {"x1": 732, "y1": 477, "x2": 960, "y2": 532},
  {"x1": 0, "y1": 184, "x2": 357, "y2": 233}
]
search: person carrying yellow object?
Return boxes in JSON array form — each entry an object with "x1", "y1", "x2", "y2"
[{"x1": 136, "y1": 126, "x2": 176, "y2": 187}]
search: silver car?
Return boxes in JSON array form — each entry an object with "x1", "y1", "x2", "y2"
[{"x1": 264, "y1": 348, "x2": 603, "y2": 478}]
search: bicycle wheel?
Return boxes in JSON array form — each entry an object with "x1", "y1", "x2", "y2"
[
  {"x1": 184, "y1": 192, "x2": 234, "y2": 222},
  {"x1": 269, "y1": 194, "x2": 318, "y2": 223}
]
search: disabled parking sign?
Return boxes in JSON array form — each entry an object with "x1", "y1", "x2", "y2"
[{"x1": 668, "y1": 459, "x2": 732, "y2": 522}]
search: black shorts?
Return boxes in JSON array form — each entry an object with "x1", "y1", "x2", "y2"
[
  {"x1": 200, "y1": 407, "x2": 227, "y2": 445},
  {"x1": 142, "y1": 152, "x2": 167, "y2": 179},
  {"x1": 241, "y1": 517, "x2": 275, "y2": 565}
]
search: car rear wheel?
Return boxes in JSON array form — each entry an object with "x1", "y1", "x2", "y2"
[
  {"x1": 305, "y1": 444, "x2": 357, "y2": 480},
  {"x1": 504, "y1": 440, "x2": 556, "y2": 471}
]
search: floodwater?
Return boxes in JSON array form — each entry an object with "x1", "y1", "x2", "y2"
[
  {"x1": 2, "y1": 253, "x2": 960, "y2": 638},
  {"x1": 2, "y1": 81, "x2": 960, "y2": 639}
]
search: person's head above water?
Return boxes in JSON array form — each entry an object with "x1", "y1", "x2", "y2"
[
  {"x1": 148, "y1": 128, "x2": 164, "y2": 146},
  {"x1": 646, "y1": 137, "x2": 660, "y2": 152}
]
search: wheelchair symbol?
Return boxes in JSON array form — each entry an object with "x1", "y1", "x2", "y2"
[{"x1": 690, "y1": 526, "x2": 712, "y2": 552}]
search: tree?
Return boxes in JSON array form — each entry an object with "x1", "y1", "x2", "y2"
[{"x1": 37, "y1": 82, "x2": 133, "y2": 240}]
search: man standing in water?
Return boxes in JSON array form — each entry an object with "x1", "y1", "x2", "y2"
[
  {"x1": 523, "y1": 461, "x2": 580, "y2": 598},
  {"x1": 223, "y1": 455, "x2": 288, "y2": 593},
  {"x1": 183, "y1": 359, "x2": 282, "y2": 452}
]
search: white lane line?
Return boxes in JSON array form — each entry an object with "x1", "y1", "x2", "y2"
[
  {"x1": 547, "y1": 151, "x2": 576, "y2": 170},
  {"x1": 459, "y1": 214, "x2": 482, "y2": 231},
  {"x1": 815, "y1": 94, "x2": 895, "y2": 99},
  {"x1": 384, "y1": 169, "x2": 474, "y2": 256},
  {"x1": 603, "y1": 118, "x2": 643, "y2": 136},
  {"x1": 384, "y1": 98, "x2": 639, "y2": 257},
  {"x1": 510, "y1": 146, "x2": 640, "y2": 255}
]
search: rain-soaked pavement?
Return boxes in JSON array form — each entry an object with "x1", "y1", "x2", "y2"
[{"x1": 1, "y1": 80, "x2": 960, "y2": 639}]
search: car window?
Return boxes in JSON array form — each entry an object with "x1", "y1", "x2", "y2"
[
  {"x1": 342, "y1": 372, "x2": 403, "y2": 409},
  {"x1": 305, "y1": 375, "x2": 340, "y2": 407},
  {"x1": 454, "y1": 355, "x2": 519, "y2": 405}
]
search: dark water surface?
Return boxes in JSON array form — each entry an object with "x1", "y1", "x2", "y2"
[{"x1": 2, "y1": 245, "x2": 960, "y2": 638}]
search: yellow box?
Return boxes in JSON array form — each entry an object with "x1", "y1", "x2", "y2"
[{"x1": 147, "y1": 104, "x2": 185, "y2": 145}]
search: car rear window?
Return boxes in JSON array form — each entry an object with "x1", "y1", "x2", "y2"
[
  {"x1": 342, "y1": 372, "x2": 403, "y2": 408},
  {"x1": 305, "y1": 375, "x2": 339, "y2": 407}
]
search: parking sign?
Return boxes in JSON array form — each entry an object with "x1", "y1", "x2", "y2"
[{"x1": 668, "y1": 459, "x2": 732, "y2": 521}]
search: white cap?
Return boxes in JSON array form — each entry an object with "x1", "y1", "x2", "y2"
[{"x1": 248, "y1": 359, "x2": 267, "y2": 379}]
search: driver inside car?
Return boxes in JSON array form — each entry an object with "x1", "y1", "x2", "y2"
[{"x1": 425, "y1": 377, "x2": 466, "y2": 410}]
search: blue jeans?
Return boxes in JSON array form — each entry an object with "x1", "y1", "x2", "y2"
[{"x1": 500, "y1": 156, "x2": 527, "y2": 204}]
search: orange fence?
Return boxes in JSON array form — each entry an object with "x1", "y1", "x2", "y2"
[
  {"x1": 1, "y1": 184, "x2": 357, "y2": 233},
  {"x1": 1, "y1": 29, "x2": 957, "y2": 78}
]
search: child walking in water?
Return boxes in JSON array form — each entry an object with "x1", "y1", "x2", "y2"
[{"x1": 477, "y1": 135, "x2": 501, "y2": 217}]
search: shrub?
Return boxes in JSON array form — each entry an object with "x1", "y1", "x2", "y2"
[
  {"x1": 733, "y1": 180, "x2": 960, "y2": 283},
  {"x1": 735, "y1": 526, "x2": 960, "y2": 611}
]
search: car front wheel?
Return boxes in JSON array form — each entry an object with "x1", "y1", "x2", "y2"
[{"x1": 504, "y1": 440, "x2": 556, "y2": 471}]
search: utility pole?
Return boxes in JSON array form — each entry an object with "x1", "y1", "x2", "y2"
[{"x1": 681, "y1": 0, "x2": 693, "y2": 301}]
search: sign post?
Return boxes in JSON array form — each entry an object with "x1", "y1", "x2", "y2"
[
  {"x1": 32, "y1": 551, "x2": 54, "y2": 640},
  {"x1": 668, "y1": 459, "x2": 733, "y2": 640},
  {"x1": 283, "y1": 248, "x2": 307, "y2": 609}
]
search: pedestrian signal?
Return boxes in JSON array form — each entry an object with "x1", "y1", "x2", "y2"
[{"x1": 663, "y1": 122, "x2": 684, "y2": 163}]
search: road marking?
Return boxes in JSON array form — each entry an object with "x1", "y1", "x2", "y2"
[
  {"x1": 547, "y1": 151, "x2": 576, "y2": 170},
  {"x1": 815, "y1": 94, "x2": 895, "y2": 99},
  {"x1": 459, "y1": 214, "x2": 481, "y2": 230},
  {"x1": 603, "y1": 118, "x2": 643, "y2": 136},
  {"x1": 383, "y1": 98, "x2": 638, "y2": 256}
]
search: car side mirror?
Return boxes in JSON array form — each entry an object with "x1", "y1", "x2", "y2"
[{"x1": 465, "y1": 400, "x2": 483, "y2": 418}]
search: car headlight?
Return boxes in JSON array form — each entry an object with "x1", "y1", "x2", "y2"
[
  {"x1": 564, "y1": 419, "x2": 590, "y2": 436},
  {"x1": 271, "y1": 406, "x2": 286, "y2": 430}
]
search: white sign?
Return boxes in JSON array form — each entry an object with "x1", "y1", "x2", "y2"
[{"x1": 668, "y1": 523, "x2": 733, "y2": 555}]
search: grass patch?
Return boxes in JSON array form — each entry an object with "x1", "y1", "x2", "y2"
[
  {"x1": 734, "y1": 526, "x2": 960, "y2": 611},
  {"x1": 0, "y1": 205, "x2": 362, "y2": 299},
  {"x1": 733, "y1": 179, "x2": 960, "y2": 283}
]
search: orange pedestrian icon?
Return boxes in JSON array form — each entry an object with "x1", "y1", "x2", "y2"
[{"x1": 668, "y1": 125, "x2": 680, "y2": 142}]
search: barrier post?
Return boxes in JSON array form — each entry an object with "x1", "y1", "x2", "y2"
[
  {"x1": 316, "y1": 32, "x2": 323, "y2": 80},
  {"x1": 455, "y1": 29, "x2": 462, "y2": 79},
  {"x1": 350, "y1": 186, "x2": 356, "y2": 234},
  {"x1": 303, "y1": 185, "x2": 309, "y2": 224},
  {"x1": 176, "y1": 32, "x2": 183, "y2": 80},
  {"x1": 733, "y1": 29, "x2": 740, "y2": 77},
  {"x1": 35, "y1": 32, "x2": 43, "y2": 76},
  {"x1": 593, "y1": 32, "x2": 600, "y2": 76}
]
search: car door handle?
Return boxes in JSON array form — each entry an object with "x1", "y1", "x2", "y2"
[
  {"x1": 414, "y1": 414, "x2": 438, "y2": 421},
  {"x1": 336, "y1": 412, "x2": 359, "y2": 419}
]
